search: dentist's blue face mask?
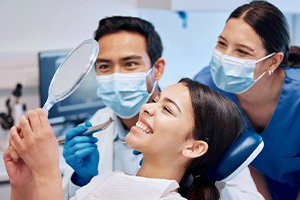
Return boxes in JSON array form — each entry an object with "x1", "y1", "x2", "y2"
[
  {"x1": 96, "y1": 68, "x2": 157, "y2": 119},
  {"x1": 210, "y1": 49, "x2": 275, "y2": 94}
]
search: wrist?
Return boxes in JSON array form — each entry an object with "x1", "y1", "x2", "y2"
[
  {"x1": 34, "y1": 169, "x2": 63, "y2": 200},
  {"x1": 71, "y1": 172, "x2": 94, "y2": 187},
  {"x1": 34, "y1": 168, "x2": 62, "y2": 185}
]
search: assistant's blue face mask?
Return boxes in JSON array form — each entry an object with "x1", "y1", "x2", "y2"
[
  {"x1": 96, "y1": 68, "x2": 156, "y2": 119},
  {"x1": 210, "y1": 49, "x2": 275, "y2": 94}
]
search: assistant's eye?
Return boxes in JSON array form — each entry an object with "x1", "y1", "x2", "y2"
[
  {"x1": 237, "y1": 49, "x2": 250, "y2": 56},
  {"x1": 217, "y1": 40, "x2": 226, "y2": 48}
]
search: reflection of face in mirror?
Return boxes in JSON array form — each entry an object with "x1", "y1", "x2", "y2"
[{"x1": 43, "y1": 39, "x2": 99, "y2": 112}]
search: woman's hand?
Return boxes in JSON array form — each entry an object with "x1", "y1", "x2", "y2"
[
  {"x1": 3, "y1": 144, "x2": 35, "y2": 200},
  {"x1": 9, "y1": 109, "x2": 60, "y2": 177},
  {"x1": 9, "y1": 108, "x2": 63, "y2": 200}
]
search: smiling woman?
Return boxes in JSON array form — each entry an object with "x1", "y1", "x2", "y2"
[{"x1": 4, "y1": 78, "x2": 243, "y2": 200}]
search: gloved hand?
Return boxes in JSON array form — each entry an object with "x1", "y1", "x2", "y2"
[
  {"x1": 63, "y1": 121, "x2": 99, "y2": 186},
  {"x1": 133, "y1": 150, "x2": 143, "y2": 166}
]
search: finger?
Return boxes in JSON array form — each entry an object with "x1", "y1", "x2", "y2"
[
  {"x1": 64, "y1": 146, "x2": 98, "y2": 164},
  {"x1": 84, "y1": 121, "x2": 92, "y2": 127},
  {"x1": 63, "y1": 138, "x2": 98, "y2": 155},
  {"x1": 26, "y1": 110, "x2": 41, "y2": 133},
  {"x1": 133, "y1": 150, "x2": 142, "y2": 155},
  {"x1": 19, "y1": 115, "x2": 33, "y2": 140},
  {"x1": 64, "y1": 135, "x2": 98, "y2": 149},
  {"x1": 65, "y1": 125, "x2": 88, "y2": 140},
  {"x1": 3, "y1": 146, "x2": 13, "y2": 162},
  {"x1": 64, "y1": 143, "x2": 97, "y2": 158},
  {"x1": 9, "y1": 146, "x2": 20, "y2": 162},
  {"x1": 36, "y1": 108, "x2": 51, "y2": 130},
  {"x1": 14, "y1": 125, "x2": 23, "y2": 138},
  {"x1": 9, "y1": 126, "x2": 25, "y2": 154}
]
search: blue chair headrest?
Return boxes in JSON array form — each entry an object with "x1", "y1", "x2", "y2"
[{"x1": 203, "y1": 130, "x2": 264, "y2": 182}]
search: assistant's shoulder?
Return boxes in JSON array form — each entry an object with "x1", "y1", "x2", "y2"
[
  {"x1": 193, "y1": 66, "x2": 217, "y2": 89},
  {"x1": 193, "y1": 66, "x2": 211, "y2": 82},
  {"x1": 285, "y1": 67, "x2": 300, "y2": 82}
]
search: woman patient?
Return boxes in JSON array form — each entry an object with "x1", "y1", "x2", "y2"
[{"x1": 4, "y1": 78, "x2": 243, "y2": 200}]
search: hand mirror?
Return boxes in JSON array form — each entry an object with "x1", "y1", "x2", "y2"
[{"x1": 42, "y1": 39, "x2": 99, "y2": 112}]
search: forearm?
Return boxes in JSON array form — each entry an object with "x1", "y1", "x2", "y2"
[
  {"x1": 34, "y1": 169, "x2": 63, "y2": 200},
  {"x1": 10, "y1": 176, "x2": 36, "y2": 200},
  {"x1": 11, "y1": 186, "x2": 35, "y2": 200}
]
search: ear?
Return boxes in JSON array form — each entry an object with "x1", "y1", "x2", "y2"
[
  {"x1": 153, "y1": 57, "x2": 165, "y2": 81},
  {"x1": 182, "y1": 140, "x2": 208, "y2": 159},
  {"x1": 268, "y1": 52, "x2": 284, "y2": 71}
]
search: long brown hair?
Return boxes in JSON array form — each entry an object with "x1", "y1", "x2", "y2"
[{"x1": 178, "y1": 78, "x2": 243, "y2": 200}]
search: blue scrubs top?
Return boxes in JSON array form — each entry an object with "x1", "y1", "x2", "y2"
[{"x1": 194, "y1": 66, "x2": 300, "y2": 199}]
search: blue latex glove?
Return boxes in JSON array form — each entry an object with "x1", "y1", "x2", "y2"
[
  {"x1": 133, "y1": 150, "x2": 143, "y2": 166},
  {"x1": 63, "y1": 121, "x2": 99, "y2": 186}
]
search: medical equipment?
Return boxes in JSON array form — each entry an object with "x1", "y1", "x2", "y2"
[
  {"x1": 180, "y1": 130, "x2": 264, "y2": 187},
  {"x1": 57, "y1": 117, "x2": 115, "y2": 145},
  {"x1": 204, "y1": 130, "x2": 264, "y2": 182}
]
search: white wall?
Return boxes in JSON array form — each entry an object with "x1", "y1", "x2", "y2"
[
  {"x1": 0, "y1": 0, "x2": 299, "y2": 113},
  {"x1": 0, "y1": 0, "x2": 138, "y2": 111},
  {"x1": 138, "y1": 9, "x2": 298, "y2": 90},
  {"x1": 138, "y1": 9, "x2": 230, "y2": 89}
]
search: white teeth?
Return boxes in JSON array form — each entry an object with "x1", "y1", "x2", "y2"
[{"x1": 135, "y1": 121, "x2": 152, "y2": 134}]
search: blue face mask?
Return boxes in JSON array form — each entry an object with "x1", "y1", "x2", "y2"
[
  {"x1": 210, "y1": 49, "x2": 275, "y2": 94},
  {"x1": 96, "y1": 68, "x2": 157, "y2": 119}
]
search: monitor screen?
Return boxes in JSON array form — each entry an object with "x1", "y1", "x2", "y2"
[{"x1": 38, "y1": 49, "x2": 105, "y2": 125}]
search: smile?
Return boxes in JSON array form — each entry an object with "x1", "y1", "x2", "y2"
[{"x1": 135, "y1": 121, "x2": 152, "y2": 134}]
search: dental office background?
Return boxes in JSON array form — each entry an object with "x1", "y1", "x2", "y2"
[
  {"x1": 1, "y1": 0, "x2": 300, "y2": 198},
  {"x1": 1, "y1": 0, "x2": 300, "y2": 113}
]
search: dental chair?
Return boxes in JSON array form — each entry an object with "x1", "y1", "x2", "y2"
[{"x1": 203, "y1": 130, "x2": 264, "y2": 182}]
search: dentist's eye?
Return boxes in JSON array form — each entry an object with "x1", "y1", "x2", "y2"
[{"x1": 125, "y1": 62, "x2": 138, "y2": 67}]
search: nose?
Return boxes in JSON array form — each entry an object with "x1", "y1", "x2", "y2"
[
  {"x1": 112, "y1": 67, "x2": 121, "y2": 73},
  {"x1": 141, "y1": 103, "x2": 155, "y2": 116}
]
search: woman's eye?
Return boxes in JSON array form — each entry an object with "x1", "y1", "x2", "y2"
[{"x1": 163, "y1": 105, "x2": 172, "y2": 114}]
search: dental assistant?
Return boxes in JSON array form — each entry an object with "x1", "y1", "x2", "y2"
[{"x1": 194, "y1": 1, "x2": 300, "y2": 200}]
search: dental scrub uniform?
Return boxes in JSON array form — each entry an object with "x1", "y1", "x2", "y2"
[
  {"x1": 63, "y1": 107, "x2": 263, "y2": 200},
  {"x1": 194, "y1": 66, "x2": 300, "y2": 200}
]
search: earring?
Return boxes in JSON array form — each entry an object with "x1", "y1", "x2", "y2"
[{"x1": 268, "y1": 69, "x2": 274, "y2": 76}]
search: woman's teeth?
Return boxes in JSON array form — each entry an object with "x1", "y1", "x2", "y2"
[{"x1": 136, "y1": 121, "x2": 152, "y2": 134}]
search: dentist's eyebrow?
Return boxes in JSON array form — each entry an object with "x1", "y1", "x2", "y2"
[
  {"x1": 121, "y1": 55, "x2": 143, "y2": 61},
  {"x1": 96, "y1": 58, "x2": 111, "y2": 63},
  {"x1": 163, "y1": 97, "x2": 181, "y2": 113}
]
